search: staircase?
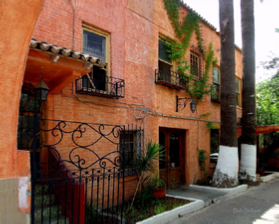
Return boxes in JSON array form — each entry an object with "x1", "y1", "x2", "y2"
[{"x1": 34, "y1": 185, "x2": 69, "y2": 224}]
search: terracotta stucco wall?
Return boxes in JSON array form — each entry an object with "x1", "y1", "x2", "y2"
[
  {"x1": 0, "y1": 0, "x2": 43, "y2": 222},
  {"x1": 30, "y1": 0, "x2": 242, "y2": 188},
  {"x1": 0, "y1": 0, "x2": 43, "y2": 179}
]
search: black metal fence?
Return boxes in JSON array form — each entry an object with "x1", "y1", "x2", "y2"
[
  {"x1": 155, "y1": 68, "x2": 188, "y2": 90},
  {"x1": 30, "y1": 115, "x2": 143, "y2": 224}
]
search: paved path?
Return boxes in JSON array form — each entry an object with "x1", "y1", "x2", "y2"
[
  {"x1": 170, "y1": 179, "x2": 279, "y2": 224},
  {"x1": 166, "y1": 186, "x2": 227, "y2": 204}
]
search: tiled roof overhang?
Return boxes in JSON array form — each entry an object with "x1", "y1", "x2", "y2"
[
  {"x1": 30, "y1": 39, "x2": 107, "y2": 69},
  {"x1": 25, "y1": 39, "x2": 106, "y2": 94}
]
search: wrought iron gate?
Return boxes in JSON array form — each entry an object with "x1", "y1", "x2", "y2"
[{"x1": 30, "y1": 115, "x2": 141, "y2": 224}]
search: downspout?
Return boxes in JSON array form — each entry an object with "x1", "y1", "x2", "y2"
[{"x1": 69, "y1": 0, "x2": 75, "y2": 50}]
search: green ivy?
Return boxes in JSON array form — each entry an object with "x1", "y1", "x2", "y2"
[
  {"x1": 206, "y1": 121, "x2": 214, "y2": 132},
  {"x1": 163, "y1": 0, "x2": 218, "y2": 102},
  {"x1": 200, "y1": 112, "x2": 211, "y2": 118},
  {"x1": 198, "y1": 149, "x2": 207, "y2": 171}
]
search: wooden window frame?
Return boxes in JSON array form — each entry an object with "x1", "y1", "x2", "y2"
[
  {"x1": 82, "y1": 25, "x2": 110, "y2": 91},
  {"x1": 235, "y1": 77, "x2": 241, "y2": 107},
  {"x1": 190, "y1": 52, "x2": 202, "y2": 79},
  {"x1": 213, "y1": 66, "x2": 220, "y2": 85}
]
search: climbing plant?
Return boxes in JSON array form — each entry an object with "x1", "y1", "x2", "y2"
[
  {"x1": 163, "y1": 0, "x2": 218, "y2": 102},
  {"x1": 198, "y1": 149, "x2": 207, "y2": 171}
]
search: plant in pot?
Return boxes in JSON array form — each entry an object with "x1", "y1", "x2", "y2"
[
  {"x1": 129, "y1": 141, "x2": 164, "y2": 209},
  {"x1": 149, "y1": 174, "x2": 166, "y2": 199}
]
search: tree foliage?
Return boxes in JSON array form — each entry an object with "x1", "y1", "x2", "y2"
[{"x1": 256, "y1": 74, "x2": 279, "y2": 125}]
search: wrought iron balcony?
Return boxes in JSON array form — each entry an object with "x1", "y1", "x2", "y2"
[
  {"x1": 155, "y1": 68, "x2": 188, "y2": 90},
  {"x1": 76, "y1": 74, "x2": 125, "y2": 98},
  {"x1": 211, "y1": 83, "x2": 220, "y2": 103}
]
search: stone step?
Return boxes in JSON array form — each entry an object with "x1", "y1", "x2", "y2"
[
  {"x1": 34, "y1": 194, "x2": 56, "y2": 207},
  {"x1": 34, "y1": 205, "x2": 63, "y2": 222}
]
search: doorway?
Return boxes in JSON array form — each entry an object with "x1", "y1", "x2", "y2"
[{"x1": 159, "y1": 128, "x2": 185, "y2": 189}]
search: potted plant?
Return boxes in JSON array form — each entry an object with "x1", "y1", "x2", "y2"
[
  {"x1": 149, "y1": 174, "x2": 166, "y2": 199},
  {"x1": 129, "y1": 141, "x2": 164, "y2": 208}
]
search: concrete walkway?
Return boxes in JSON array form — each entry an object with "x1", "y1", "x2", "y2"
[
  {"x1": 166, "y1": 185, "x2": 228, "y2": 205},
  {"x1": 169, "y1": 178, "x2": 279, "y2": 224}
]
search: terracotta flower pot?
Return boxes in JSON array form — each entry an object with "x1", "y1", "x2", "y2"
[{"x1": 152, "y1": 187, "x2": 166, "y2": 199}]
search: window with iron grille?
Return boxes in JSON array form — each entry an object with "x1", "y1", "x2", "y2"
[
  {"x1": 120, "y1": 130, "x2": 143, "y2": 175},
  {"x1": 17, "y1": 86, "x2": 40, "y2": 150}
]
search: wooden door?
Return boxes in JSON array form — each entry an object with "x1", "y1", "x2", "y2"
[{"x1": 159, "y1": 128, "x2": 185, "y2": 189}]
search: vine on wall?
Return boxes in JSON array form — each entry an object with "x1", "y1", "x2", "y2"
[{"x1": 163, "y1": 0, "x2": 218, "y2": 102}]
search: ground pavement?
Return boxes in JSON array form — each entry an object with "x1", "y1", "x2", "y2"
[{"x1": 169, "y1": 179, "x2": 279, "y2": 224}]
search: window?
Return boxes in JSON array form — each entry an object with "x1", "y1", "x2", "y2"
[
  {"x1": 158, "y1": 38, "x2": 172, "y2": 82},
  {"x1": 83, "y1": 29, "x2": 106, "y2": 61},
  {"x1": 82, "y1": 26, "x2": 109, "y2": 91},
  {"x1": 17, "y1": 86, "x2": 40, "y2": 150},
  {"x1": 120, "y1": 130, "x2": 142, "y2": 170},
  {"x1": 190, "y1": 53, "x2": 200, "y2": 77},
  {"x1": 210, "y1": 129, "x2": 219, "y2": 163},
  {"x1": 211, "y1": 67, "x2": 220, "y2": 102},
  {"x1": 213, "y1": 67, "x2": 220, "y2": 84},
  {"x1": 235, "y1": 78, "x2": 241, "y2": 106}
]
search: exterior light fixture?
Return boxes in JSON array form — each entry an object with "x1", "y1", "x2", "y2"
[
  {"x1": 34, "y1": 68, "x2": 49, "y2": 101},
  {"x1": 176, "y1": 95, "x2": 196, "y2": 113},
  {"x1": 190, "y1": 99, "x2": 197, "y2": 113}
]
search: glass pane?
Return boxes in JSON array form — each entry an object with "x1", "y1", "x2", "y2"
[
  {"x1": 235, "y1": 79, "x2": 239, "y2": 92},
  {"x1": 17, "y1": 115, "x2": 39, "y2": 149},
  {"x1": 213, "y1": 67, "x2": 219, "y2": 84},
  {"x1": 169, "y1": 132, "x2": 180, "y2": 168},
  {"x1": 210, "y1": 129, "x2": 219, "y2": 154},
  {"x1": 120, "y1": 132, "x2": 136, "y2": 168},
  {"x1": 236, "y1": 94, "x2": 239, "y2": 106},
  {"x1": 20, "y1": 92, "x2": 40, "y2": 112},
  {"x1": 159, "y1": 39, "x2": 171, "y2": 63},
  {"x1": 191, "y1": 53, "x2": 199, "y2": 77},
  {"x1": 83, "y1": 30, "x2": 106, "y2": 61}
]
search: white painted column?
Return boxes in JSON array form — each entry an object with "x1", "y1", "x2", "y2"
[
  {"x1": 239, "y1": 144, "x2": 257, "y2": 181},
  {"x1": 212, "y1": 145, "x2": 239, "y2": 187}
]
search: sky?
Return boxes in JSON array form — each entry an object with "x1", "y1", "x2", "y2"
[{"x1": 183, "y1": 0, "x2": 279, "y2": 82}]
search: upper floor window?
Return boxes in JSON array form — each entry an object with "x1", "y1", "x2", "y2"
[
  {"x1": 81, "y1": 26, "x2": 110, "y2": 92},
  {"x1": 211, "y1": 67, "x2": 221, "y2": 102},
  {"x1": 155, "y1": 38, "x2": 187, "y2": 89},
  {"x1": 190, "y1": 52, "x2": 200, "y2": 77},
  {"x1": 235, "y1": 78, "x2": 241, "y2": 106},
  {"x1": 83, "y1": 29, "x2": 106, "y2": 61},
  {"x1": 158, "y1": 38, "x2": 172, "y2": 81},
  {"x1": 213, "y1": 67, "x2": 220, "y2": 85}
]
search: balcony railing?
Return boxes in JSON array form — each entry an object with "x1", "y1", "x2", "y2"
[
  {"x1": 211, "y1": 83, "x2": 220, "y2": 103},
  {"x1": 76, "y1": 75, "x2": 125, "y2": 98},
  {"x1": 155, "y1": 68, "x2": 188, "y2": 90}
]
